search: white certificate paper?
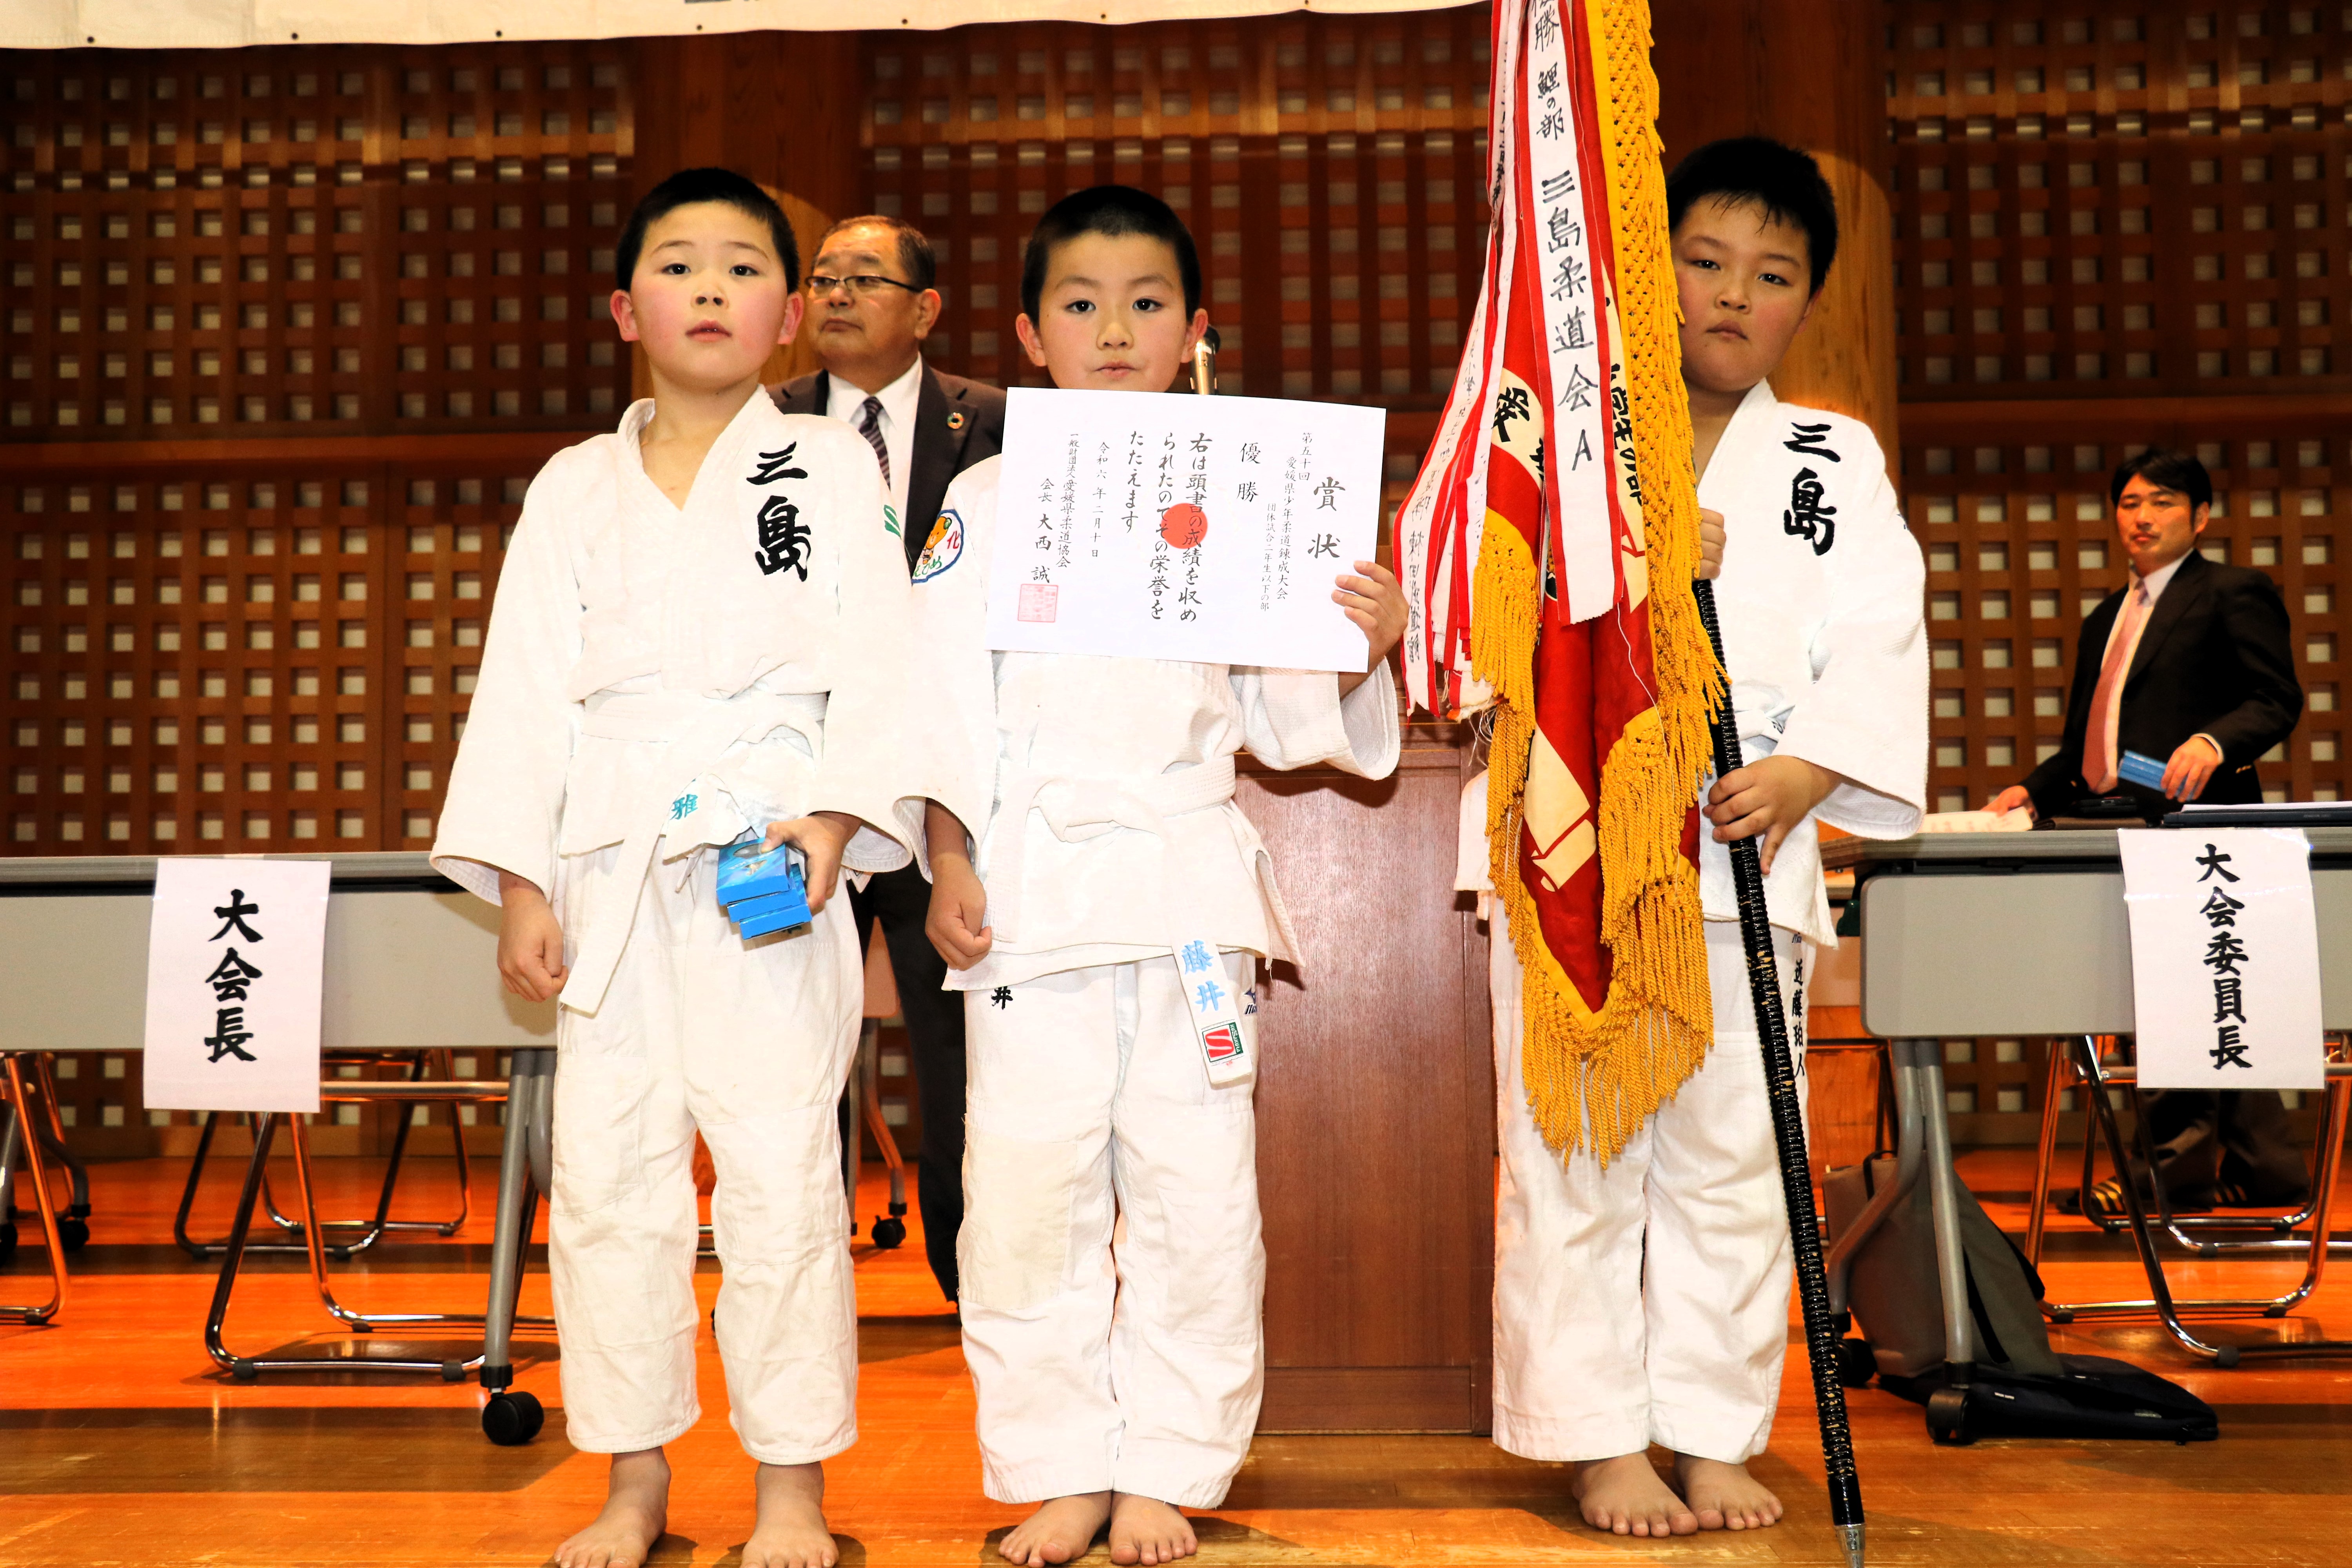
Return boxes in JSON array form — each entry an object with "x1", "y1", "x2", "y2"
[
  {"x1": 985, "y1": 388, "x2": 1388, "y2": 671},
  {"x1": 143, "y1": 858, "x2": 329, "y2": 1113},
  {"x1": 2119, "y1": 828, "x2": 2323, "y2": 1091}
]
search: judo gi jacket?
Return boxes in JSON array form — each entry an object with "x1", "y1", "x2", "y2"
[
  {"x1": 1696, "y1": 380, "x2": 1928, "y2": 944},
  {"x1": 914, "y1": 454, "x2": 1402, "y2": 990},
  {"x1": 432, "y1": 393, "x2": 946, "y2": 1007}
]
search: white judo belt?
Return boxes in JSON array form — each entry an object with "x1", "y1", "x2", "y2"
[
  {"x1": 562, "y1": 688, "x2": 829, "y2": 1014},
  {"x1": 985, "y1": 753, "x2": 1254, "y2": 1086}
]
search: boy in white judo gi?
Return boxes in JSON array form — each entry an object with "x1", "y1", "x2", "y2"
[
  {"x1": 432, "y1": 168, "x2": 943, "y2": 1568},
  {"x1": 1481, "y1": 137, "x2": 1926, "y2": 1539},
  {"x1": 912, "y1": 186, "x2": 1410, "y2": 1568}
]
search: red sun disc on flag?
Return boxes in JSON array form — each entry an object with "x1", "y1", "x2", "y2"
[{"x1": 1159, "y1": 503, "x2": 1208, "y2": 550}]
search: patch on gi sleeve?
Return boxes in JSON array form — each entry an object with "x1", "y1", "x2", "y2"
[
  {"x1": 912, "y1": 509, "x2": 965, "y2": 584},
  {"x1": 747, "y1": 443, "x2": 813, "y2": 580}
]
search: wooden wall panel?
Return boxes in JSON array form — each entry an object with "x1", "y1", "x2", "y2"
[
  {"x1": 1243, "y1": 732, "x2": 1493, "y2": 1433},
  {"x1": 2, "y1": 47, "x2": 635, "y2": 443},
  {"x1": 853, "y1": 13, "x2": 1493, "y2": 421},
  {"x1": 1884, "y1": 2, "x2": 2350, "y2": 823},
  {"x1": 1653, "y1": 0, "x2": 1903, "y2": 461}
]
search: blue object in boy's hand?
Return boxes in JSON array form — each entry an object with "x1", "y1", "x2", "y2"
[
  {"x1": 717, "y1": 836, "x2": 811, "y2": 935},
  {"x1": 732, "y1": 889, "x2": 813, "y2": 938},
  {"x1": 2117, "y1": 749, "x2": 2169, "y2": 793}
]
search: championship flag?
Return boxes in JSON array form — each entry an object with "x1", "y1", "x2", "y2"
[
  {"x1": 1403, "y1": 9, "x2": 1871, "y2": 1553},
  {"x1": 1397, "y1": 0, "x2": 1717, "y2": 1166}
]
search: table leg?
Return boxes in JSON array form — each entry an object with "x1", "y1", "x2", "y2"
[{"x1": 479, "y1": 1051, "x2": 544, "y2": 1394}]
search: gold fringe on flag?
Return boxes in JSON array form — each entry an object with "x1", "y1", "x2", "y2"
[{"x1": 1474, "y1": 0, "x2": 1725, "y2": 1169}]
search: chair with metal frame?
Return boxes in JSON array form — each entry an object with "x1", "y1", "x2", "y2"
[
  {"x1": 2, "y1": 1050, "x2": 91, "y2": 1261},
  {"x1": 2022, "y1": 1034, "x2": 2352, "y2": 1364},
  {"x1": 202, "y1": 1063, "x2": 557, "y2": 1384},
  {"x1": 175, "y1": 1048, "x2": 472, "y2": 1262},
  {"x1": 2027, "y1": 1034, "x2": 2352, "y2": 1259},
  {"x1": 0, "y1": 1051, "x2": 80, "y2": 1325}
]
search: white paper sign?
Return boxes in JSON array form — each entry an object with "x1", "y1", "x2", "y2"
[
  {"x1": 985, "y1": 388, "x2": 1387, "y2": 671},
  {"x1": 2119, "y1": 828, "x2": 2323, "y2": 1090},
  {"x1": 142, "y1": 858, "x2": 329, "y2": 1113}
]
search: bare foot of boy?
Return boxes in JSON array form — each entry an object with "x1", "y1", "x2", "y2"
[
  {"x1": 999, "y1": 1492, "x2": 1112, "y2": 1566},
  {"x1": 1108, "y1": 1494, "x2": 1197, "y2": 1566},
  {"x1": 745, "y1": 1461, "x2": 838, "y2": 1568},
  {"x1": 1671, "y1": 1453, "x2": 1784, "y2": 1531},
  {"x1": 1571, "y1": 1451, "x2": 1697, "y2": 1537},
  {"x1": 557, "y1": 1447, "x2": 671, "y2": 1568}
]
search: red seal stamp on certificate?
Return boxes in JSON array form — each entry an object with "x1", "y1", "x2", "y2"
[
  {"x1": 1017, "y1": 583, "x2": 1060, "y2": 623},
  {"x1": 1158, "y1": 503, "x2": 1208, "y2": 550}
]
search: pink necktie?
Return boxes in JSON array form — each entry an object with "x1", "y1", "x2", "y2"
[{"x1": 2084, "y1": 583, "x2": 2149, "y2": 793}]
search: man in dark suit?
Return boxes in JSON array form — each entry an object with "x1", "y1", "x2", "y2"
[
  {"x1": 1991, "y1": 448, "x2": 2300, "y2": 819},
  {"x1": 1989, "y1": 446, "x2": 2307, "y2": 1210},
  {"x1": 775, "y1": 215, "x2": 1005, "y2": 1301},
  {"x1": 776, "y1": 215, "x2": 1007, "y2": 570}
]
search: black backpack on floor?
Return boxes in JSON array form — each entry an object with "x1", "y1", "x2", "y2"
[{"x1": 1824, "y1": 1154, "x2": 2218, "y2": 1445}]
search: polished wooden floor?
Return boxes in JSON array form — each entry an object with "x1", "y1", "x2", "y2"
[{"x1": 7, "y1": 1149, "x2": 2352, "y2": 1567}]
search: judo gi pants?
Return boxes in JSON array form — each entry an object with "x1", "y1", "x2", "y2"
[
  {"x1": 958, "y1": 953, "x2": 1263, "y2": 1508},
  {"x1": 550, "y1": 842, "x2": 864, "y2": 1463},
  {"x1": 1492, "y1": 909, "x2": 1805, "y2": 1466},
  {"x1": 850, "y1": 861, "x2": 967, "y2": 1302}
]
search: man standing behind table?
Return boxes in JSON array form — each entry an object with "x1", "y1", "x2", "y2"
[
  {"x1": 1987, "y1": 446, "x2": 2307, "y2": 1213},
  {"x1": 775, "y1": 215, "x2": 1006, "y2": 1303}
]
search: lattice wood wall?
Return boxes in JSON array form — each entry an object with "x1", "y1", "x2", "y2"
[
  {"x1": 10, "y1": 10, "x2": 2352, "y2": 1153},
  {"x1": 1887, "y1": 1, "x2": 2350, "y2": 815},
  {"x1": 853, "y1": 13, "x2": 1494, "y2": 405},
  {"x1": 4, "y1": 456, "x2": 563, "y2": 853},
  {"x1": 4, "y1": 49, "x2": 633, "y2": 440},
  {"x1": 3, "y1": 16, "x2": 1497, "y2": 869}
]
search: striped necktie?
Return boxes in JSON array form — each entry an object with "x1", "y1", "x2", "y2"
[{"x1": 855, "y1": 396, "x2": 891, "y2": 489}]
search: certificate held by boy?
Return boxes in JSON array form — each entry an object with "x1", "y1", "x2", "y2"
[{"x1": 981, "y1": 387, "x2": 1386, "y2": 673}]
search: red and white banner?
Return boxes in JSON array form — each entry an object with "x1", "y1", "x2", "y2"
[{"x1": 1397, "y1": 0, "x2": 1715, "y2": 1164}]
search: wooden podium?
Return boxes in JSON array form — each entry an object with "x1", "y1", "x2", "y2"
[{"x1": 1242, "y1": 722, "x2": 1495, "y2": 1434}]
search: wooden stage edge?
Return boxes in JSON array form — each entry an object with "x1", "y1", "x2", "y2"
[
  {"x1": 1259, "y1": 1366, "x2": 1474, "y2": 1434},
  {"x1": 8, "y1": 1152, "x2": 2352, "y2": 1566}
]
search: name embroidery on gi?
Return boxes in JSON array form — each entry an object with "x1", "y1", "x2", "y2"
[
  {"x1": 1784, "y1": 466, "x2": 1837, "y2": 556},
  {"x1": 1784, "y1": 420, "x2": 1841, "y2": 462},
  {"x1": 747, "y1": 443, "x2": 813, "y2": 580}
]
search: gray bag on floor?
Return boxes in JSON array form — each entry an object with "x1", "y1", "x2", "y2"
[
  {"x1": 1822, "y1": 1154, "x2": 2060, "y2": 1381},
  {"x1": 1823, "y1": 1155, "x2": 2218, "y2": 1444}
]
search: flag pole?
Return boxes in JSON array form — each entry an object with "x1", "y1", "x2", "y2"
[{"x1": 1690, "y1": 575, "x2": 1866, "y2": 1568}]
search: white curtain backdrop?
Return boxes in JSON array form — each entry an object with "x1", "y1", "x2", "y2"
[{"x1": 11, "y1": 0, "x2": 1471, "y2": 51}]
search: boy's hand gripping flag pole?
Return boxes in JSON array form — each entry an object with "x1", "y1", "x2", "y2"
[
  {"x1": 1692, "y1": 577, "x2": 1866, "y2": 1568},
  {"x1": 1394, "y1": 0, "x2": 1862, "y2": 1560}
]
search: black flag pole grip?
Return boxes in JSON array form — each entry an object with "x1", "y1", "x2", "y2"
[{"x1": 1690, "y1": 575, "x2": 1866, "y2": 1568}]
